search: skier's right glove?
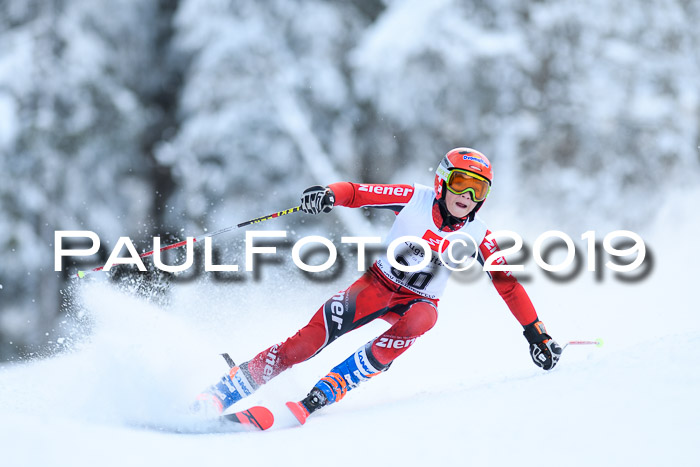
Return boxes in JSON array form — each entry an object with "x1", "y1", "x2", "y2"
[
  {"x1": 523, "y1": 320, "x2": 562, "y2": 371},
  {"x1": 300, "y1": 185, "x2": 335, "y2": 215}
]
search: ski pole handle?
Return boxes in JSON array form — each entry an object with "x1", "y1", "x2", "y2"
[{"x1": 75, "y1": 205, "x2": 301, "y2": 279}]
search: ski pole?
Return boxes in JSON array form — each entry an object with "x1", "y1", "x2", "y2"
[
  {"x1": 75, "y1": 205, "x2": 302, "y2": 279},
  {"x1": 561, "y1": 338, "x2": 604, "y2": 350}
]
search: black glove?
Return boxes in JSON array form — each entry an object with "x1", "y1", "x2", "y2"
[
  {"x1": 523, "y1": 320, "x2": 562, "y2": 371},
  {"x1": 300, "y1": 185, "x2": 335, "y2": 214}
]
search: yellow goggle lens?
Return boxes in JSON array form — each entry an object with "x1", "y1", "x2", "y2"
[{"x1": 446, "y1": 170, "x2": 490, "y2": 201}]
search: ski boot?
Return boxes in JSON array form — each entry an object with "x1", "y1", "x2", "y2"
[
  {"x1": 192, "y1": 363, "x2": 259, "y2": 417},
  {"x1": 286, "y1": 342, "x2": 389, "y2": 425}
]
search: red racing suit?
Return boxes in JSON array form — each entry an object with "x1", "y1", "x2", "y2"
[{"x1": 243, "y1": 182, "x2": 538, "y2": 385}]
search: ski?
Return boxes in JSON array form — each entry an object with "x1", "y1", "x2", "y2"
[
  {"x1": 284, "y1": 387, "x2": 329, "y2": 426},
  {"x1": 285, "y1": 401, "x2": 311, "y2": 425},
  {"x1": 221, "y1": 405, "x2": 274, "y2": 431},
  {"x1": 136, "y1": 406, "x2": 274, "y2": 434}
]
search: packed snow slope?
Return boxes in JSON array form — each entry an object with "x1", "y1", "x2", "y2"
[{"x1": 1, "y1": 192, "x2": 698, "y2": 467}]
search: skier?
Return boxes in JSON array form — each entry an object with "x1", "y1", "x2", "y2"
[{"x1": 195, "y1": 148, "x2": 562, "y2": 424}]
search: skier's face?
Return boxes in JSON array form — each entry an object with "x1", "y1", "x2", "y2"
[{"x1": 444, "y1": 190, "x2": 478, "y2": 218}]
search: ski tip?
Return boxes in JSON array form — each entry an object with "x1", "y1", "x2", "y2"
[
  {"x1": 237, "y1": 406, "x2": 275, "y2": 431},
  {"x1": 77, "y1": 270, "x2": 86, "y2": 279},
  {"x1": 253, "y1": 406, "x2": 275, "y2": 430},
  {"x1": 285, "y1": 401, "x2": 309, "y2": 426},
  {"x1": 596, "y1": 338, "x2": 604, "y2": 347}
]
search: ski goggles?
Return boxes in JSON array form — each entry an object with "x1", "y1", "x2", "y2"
[{"x1": 445, "y1": 169, "x2": 491, "y2": 202}]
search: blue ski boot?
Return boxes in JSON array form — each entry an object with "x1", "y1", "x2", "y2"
[
  {"x1": 286, "y1": 342, "x2": 389, "y2": 424},
  {"x1": 193, "y1": 362, "x2": 259, "y2": 416}
]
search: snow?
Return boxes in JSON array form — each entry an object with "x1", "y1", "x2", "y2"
[
  {"x1": 1, "y1": 1, "x2": 700, "y2": 465},
  {"x1": 1, "y1": 190, "x2": 698, "y2": 466}
]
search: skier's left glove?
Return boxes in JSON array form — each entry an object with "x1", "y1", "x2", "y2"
[
  {"x1": 523, "y1": 320, "x2": 562, "y2": 371},
  {"x1": 301, "y1": 185, "x2": 335, "y2": 215}
]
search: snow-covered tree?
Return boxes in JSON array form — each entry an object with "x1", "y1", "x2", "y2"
[
  {"x1": 0, "y1": 0, "x2": 181, "y2": 356},
  {"x1": 349, "y1": 0, "x2": 700, "y2": 225}
]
